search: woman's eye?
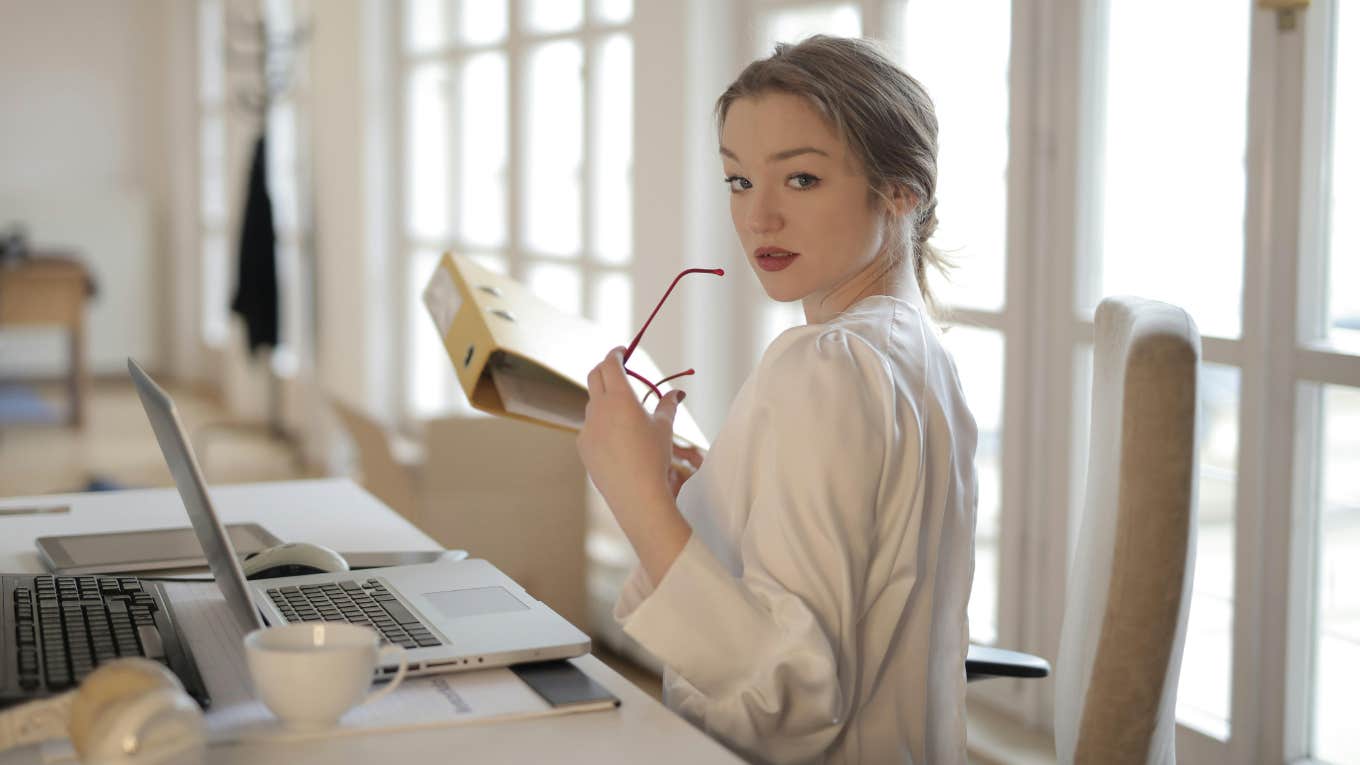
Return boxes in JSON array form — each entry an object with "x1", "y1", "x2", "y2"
[
  {"x1": 724, "y1": 175, "x2": 752, "y2": 192},
  {"x1": 787, "y1": 173, "x2": 820, "y2": 190}
]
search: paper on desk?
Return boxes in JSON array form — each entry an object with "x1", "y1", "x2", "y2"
[{"x1": 162, "y1": 583, "x2": 612, "y2": 748}]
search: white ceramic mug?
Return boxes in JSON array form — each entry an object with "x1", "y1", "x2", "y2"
[{"x1": 244, "y1": 623, "x2": 407, "y2": 730}]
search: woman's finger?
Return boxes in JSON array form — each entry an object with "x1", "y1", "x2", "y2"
[
  {"x1": 673, "y1": 442, "x2": 704, "y2": 464},
  {"x1": 587, "y1": 363, "x2": 606, "y2": 395},
  {"x1": 600, "y1": 347, "x2": 629, "y2": 390}
]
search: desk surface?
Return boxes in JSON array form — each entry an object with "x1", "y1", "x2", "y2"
[{"x1": 0, "y1": 479, "x2": 741, "y2": 764}]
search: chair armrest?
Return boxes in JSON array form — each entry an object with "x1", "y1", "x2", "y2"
[{"x1": 966, "y1": 644, "x2": 1051, "y2": 681}]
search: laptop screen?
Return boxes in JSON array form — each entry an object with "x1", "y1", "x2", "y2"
[{"x1": 128, "y1": 358, "x2": 265, "y2": 634}]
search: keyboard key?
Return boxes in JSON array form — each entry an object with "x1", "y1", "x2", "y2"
[
  {"x1": 136, "y1": 626, "x2": 164, "y2": 659},
  {"x1": 377, "y1": 599, "x2": 421, "y2": 626},
  {"x1": 415, "y1": 636, "x2": 442, "y2": 647}
]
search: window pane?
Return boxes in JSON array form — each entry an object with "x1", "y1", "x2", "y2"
[
  {"x1": 460, "y1": 52, "x2": 508, "y2": 248},
  {"x1": 592, "y1": 272, "x2": 633, "y2": 343},
  {"x1": 524, "y1": 42, "x2": 583, "y2": 258},
  {"x1": 1324, "y1": 4, "x2": 1360, "y2": 353},
  {"x1": 407, "y1": 63, "x2": 453, "y2": 241},
  {"x1": 900, "y1": 0, "x2": 1009, "y2": 313},
  {"x1": 468, "y1": 252, "x2": 508, "y2": 275},
  {"x1": 937, "y1": 327, "x2": 1004, "y2": 644},
  {"x1": 409, "y1": 249, "x2": 462, "y2": 416},
  {"x1": 525, "y1": 0, "x2": 582, "y2": 34},
  {"x1": 592, "y1": 34, "x2": 632, "y2": 265},
  {"x1": 759, "y1": 302, "x2": 804, "y2": 356},
  {"x1": 201, "y1": 233, "x2": 229, "y2": 345},
  {"x1": 758, "y1": 3, "x2": 861, "y2": 52},
  {"x1": 200, "y1": 116, "x2": 226, "y2": 225},
  {"x1": 1176, "y1": 364, "x2": 1239, "y2": 739},
  {"x1": 526, "y1": 262, "x2": 583, "y2": 317},
  {"x1": 1314, "y1": 385, "x2": 1360, "y2": 764},
  {"x1": 1072, "y1": 350, "x2": 1241, "y2": 737},
  {"x1": 593, "y1": 0, "x2": 632, "y2": 25},
  {"x1": 1093, "y1": 2, "x2": 1249, "y2": 339},
  {"x1": 460, "y1": 0, "x2": 506, "y2": 45},
  {"x1": 273, "y1": 239, "x2": 300, "y2": 369},
  {"x1": 197, "y1": 0, "x2": 223, "y2": 104},
  {"x1": 405, "y1": 0, "x2": 450, "y2": 54},
  {"x1": 266, "y1": 102, "x2": 298, "y2": 232}
]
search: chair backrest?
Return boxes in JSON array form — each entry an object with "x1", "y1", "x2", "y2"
[
  {"x1": 1055, "y1": 297, "x2": 1200, "y2": 765},
  {"x1": 328, "y1": 396, "x2": 421, "y2": 522},
  {"x1": 420, "y1": 415, "x2": 588, "y2": 628}
]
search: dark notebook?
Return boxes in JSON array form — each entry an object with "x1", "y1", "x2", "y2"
[{"x1": 511, "y1": 660, "x2": 621, "y2": 710}]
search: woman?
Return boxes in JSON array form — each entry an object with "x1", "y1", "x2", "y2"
[{"x1": 577, "y1": 35, "x2": 977, "y2": 765}]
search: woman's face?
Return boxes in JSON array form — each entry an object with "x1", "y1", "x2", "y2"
[{"x1": 720, "y1": 92, "x2": 895, "y2": 314}]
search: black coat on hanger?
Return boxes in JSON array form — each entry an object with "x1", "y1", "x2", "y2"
[{"x1": 231, "y1": 133, "x2": 279, "y2": 352}]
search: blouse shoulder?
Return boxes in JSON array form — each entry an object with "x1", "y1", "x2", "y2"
[{"x1": 754, "y1": 318, "x2": 897, "y2": 435}]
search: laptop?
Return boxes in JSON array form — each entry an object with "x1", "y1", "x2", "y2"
[{"x1": 127, "y1": 359, "x2": 590, "y2": 679}]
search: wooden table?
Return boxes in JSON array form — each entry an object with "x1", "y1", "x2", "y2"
[{"x1": 0, "y1": 255, "x2": 92, "y2": 427}]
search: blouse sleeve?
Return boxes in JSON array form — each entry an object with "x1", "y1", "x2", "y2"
[{"x1": 614, "y1": 326, "x2": 903, "y2": 765}]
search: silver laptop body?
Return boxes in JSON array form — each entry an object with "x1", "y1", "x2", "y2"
[{"x1": 128, "y1": 359, "x2": 590, "y2": 676}]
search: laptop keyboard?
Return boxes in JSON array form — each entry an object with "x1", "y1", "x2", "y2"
[
  {"x1": 15, "y1": 575, "x2": 165, "y2": 691},
  {"x1": 264, "y1": 579, "x2": 444, "y2": 650}
]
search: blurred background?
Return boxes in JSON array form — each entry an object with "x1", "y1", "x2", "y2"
[{"x1": 0, "y1": 1, "x2": 1355, "y2": 762}]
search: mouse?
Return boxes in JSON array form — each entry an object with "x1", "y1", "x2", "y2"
[{"x1": 241, "y1": 542, "x2": 350, "y2": 580}]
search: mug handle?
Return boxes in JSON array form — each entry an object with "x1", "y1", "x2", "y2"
[{"x1": 362, "y1": 645, "x2": 409, "y2": 707}]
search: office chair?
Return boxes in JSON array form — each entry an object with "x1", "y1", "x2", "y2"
[
  {"x1": 328, "y1": 395, "x2": 422, "y2": 521},
  {"x1": 1054, "y1": 296, "x2": 1200, "y2": 764},
  {"x1": 328, "y1": 398, "x2": 590, "y2": 629},
  {"x1": 967, "y1": 296, "x2": 1199, "y2": 765}
]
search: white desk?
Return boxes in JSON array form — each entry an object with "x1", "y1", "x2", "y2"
[{"x1": 0, "y1": 479, "x2": 741, "y2": 764}]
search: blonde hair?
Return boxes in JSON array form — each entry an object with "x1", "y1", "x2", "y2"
[{"x1": 715, "y1": 35, "x2": 949, "y2": 316}]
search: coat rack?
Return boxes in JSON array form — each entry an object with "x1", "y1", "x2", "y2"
[
  {"x1": 196, "y1": 5, "x2": 314, "y2": 469},
  {"x1": 226, "y1": 8, "x2": 310, "y2": 118}
]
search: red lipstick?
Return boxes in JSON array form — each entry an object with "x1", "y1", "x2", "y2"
[{"x1": 755, "y1": 246, "x2": 798, "y2": 272}]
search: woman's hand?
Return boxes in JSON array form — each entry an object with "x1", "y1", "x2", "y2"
[
  {"x1": 577, "y1": 348, "x2": 692, "y2": 584},
  {"x1": 668, "y1": 443, "x2": 706, "y2": 498}
]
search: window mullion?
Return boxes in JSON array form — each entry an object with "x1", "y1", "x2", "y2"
[
  {"x1": 582, "y1": 28, "x2": 597, "y2": 319},
  {"x1": 507, "y1": 0, "x2": 525, "y2": 280},
  {"x1": 1234, "y1": 5, "x2": 1311, "y2": 762},
  {"x1": 448, "y1": 51, "x2": 464, "y2": 266},
  {"x1": 1014, "y1": 0, "x2": 1091, "y2": 730}
]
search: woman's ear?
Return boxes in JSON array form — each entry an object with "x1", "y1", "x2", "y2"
[{"x1": 888, "y1": 185, "x2": 918, "y2": 219}]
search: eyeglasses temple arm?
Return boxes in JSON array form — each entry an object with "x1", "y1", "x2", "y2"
[
  {"x1": 626, "y1": 369, "x2": 662, "y2": 402},
  {"x1": 623, "y1": 268, "x2": 724, "y2": 363},
  {"x1": 639, "y1": 369, "x2": 695, "y2": 406}
]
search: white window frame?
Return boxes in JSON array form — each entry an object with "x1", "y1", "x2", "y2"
[
  {"x1": 394, "y1": 0, "x2": 636, "y2": 424},
  {"x1": 1028, "y1": 2, "x2": 1360, "y2": 763},
  {"x1": 197, "y1": 0, "x2": 230, "y2": 350}
]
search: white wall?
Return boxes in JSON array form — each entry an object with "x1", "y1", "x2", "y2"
[{"x1": 0, "y1": 0, "x2": 175, "y2": 378}]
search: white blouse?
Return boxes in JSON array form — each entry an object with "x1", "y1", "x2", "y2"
[{"x1": 615, "y1": 295, "x2": 978, "y2": 765}]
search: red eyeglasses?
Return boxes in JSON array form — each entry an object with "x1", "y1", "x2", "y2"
[{"x1": 624, "y1": 267, "x2": 725, "y2": 404}]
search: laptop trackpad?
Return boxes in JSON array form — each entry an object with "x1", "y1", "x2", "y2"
[{"x1": 423, "y1": 586, "x2": 529, "y2": 619}]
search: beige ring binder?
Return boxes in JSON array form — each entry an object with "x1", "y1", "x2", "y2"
[{"x1": 423, "y1": 253, "x2": 710, "y2": 451}]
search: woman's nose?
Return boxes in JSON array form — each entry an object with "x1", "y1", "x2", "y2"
[{"x1": 744, "y1": 189, "x2": 783, "y2": 234}]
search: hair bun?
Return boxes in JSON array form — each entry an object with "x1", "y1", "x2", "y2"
[{"x1": 916, "y1": 199, "x2": 939, "y2": 242}]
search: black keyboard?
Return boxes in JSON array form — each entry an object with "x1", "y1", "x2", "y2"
[
  {"x1": 264, "y1": 579, "x2": 444, "y2": 650},
  {"x1": 13, "y1": 575, "x2": 168, "y2": 691}
]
